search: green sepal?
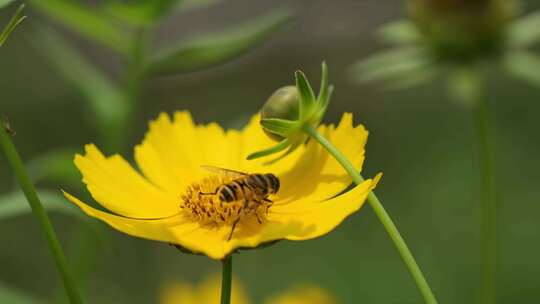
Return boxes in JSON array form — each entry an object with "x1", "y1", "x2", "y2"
[
  {"x1": 260, "y1": 118, "x2": 298, "y2": 137},
  {"x1": 246, "y1": 138, "x2": 291, "y2": 160},
  {"x1": 0, "y1": 3, "x2": 26, "y2": 47},
  {"x1": 263, "y1": 138, "x2": 303, "y2": 165},
  {"x1": 295, "y1": 70, "x2": 317, "y2": 119}
]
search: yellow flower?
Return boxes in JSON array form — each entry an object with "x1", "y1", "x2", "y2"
[
  {"x1": 264, "y1": 285, "x2": 337, "y2": 304},
  {"x1": 160, "y1": 275, "x2": 249, "y2": 304},
  {"x1": 63, "y1": 111, "x2": 381, "y2": 260},
  {"x1": 161, "y1": 275, "x2": 336, "y2": 304}
]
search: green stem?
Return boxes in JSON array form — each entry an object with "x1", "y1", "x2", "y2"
[
  {"x1": 474, "y1": 93, "x2": 496, "y2": 304},
  {"x1": 220, "y1": 255, "x2": 232, "y2": 304},
  {"x1": 303, "y1": 124, "x2": 437, "y2": 304},
  {"x1": 0, "y1": 124, "x2": 83, "y2": 303}
]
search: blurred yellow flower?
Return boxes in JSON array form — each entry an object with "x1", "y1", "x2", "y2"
[
  {"x1": 63, "y1": 111, "x2": 380, "y2": 260},
  {"x1": 161, "y1": 275, "x2": 336, "y2": 304},
  {"x1": 160, "y1": 275, "x2": 249, "y2": 304},
  {"x1": 264, "y1": 285, "x2": 337, "y2": 304}
]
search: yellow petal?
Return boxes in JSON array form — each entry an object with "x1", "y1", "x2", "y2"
[
  {"x1": 220, "y1": 175, "x2": 381, "y2": 254},
  {"x1": 74, "y1": 144, "x2": 178, "y2": 218},
  {"x1": 134, "y1": 112, "x2": 243, "y2": 196},
  {"x1": 267, "y1": 174, "x2": 381, "y2": 241}
]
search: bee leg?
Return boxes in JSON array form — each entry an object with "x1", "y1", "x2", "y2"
[
  {"x1": 262, "y1": 198, "x2": 273, "y2": 214},
  {"x1": 255, "y1": 213, "x2": 263, "y2": 224},
  {"x1": 198, "y1": 190, "x2": 218, "y2": 196},
  {"x1": 227, "y1": 218, "x2": 240, "y2": 241}
]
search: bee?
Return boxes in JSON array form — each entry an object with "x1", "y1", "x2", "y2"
[{"x1": 200, "y1": 165, "x2": 280, "y2": 240}]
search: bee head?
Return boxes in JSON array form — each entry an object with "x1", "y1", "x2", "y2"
[{"x1": 265, "y1": 174, "x2": 280, "y2": 194}]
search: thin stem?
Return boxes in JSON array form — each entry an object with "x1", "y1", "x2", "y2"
[
  {"x1": 220, "y1": 255, "x2": 233, "y2": 304},
  {"x1": 303, "y1": 124, "x2": 437, "y2": 304},
  {"x1": 474, "y1": 92, "x2": 496, "y2": 304},
  {"x1": 0, "y1": 124, "x2": 83, "y2": 303}
]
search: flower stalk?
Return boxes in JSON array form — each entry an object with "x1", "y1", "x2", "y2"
[
  {"x1": 473, "y1": 87, "x2": 497, "y2": 304},
  {"x1": 221, "y1": 255, "x2": 233, "y2": 304},
  {"x1": 303, "y1": 124, "x2": 437, "y2": 304},
  {"x1": 0, "y1": 120, "x2": 83, "y2": 304}
]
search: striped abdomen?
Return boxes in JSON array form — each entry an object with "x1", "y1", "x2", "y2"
[{"x1": 218, "y1": 173, "x2": 280, "y2": 203}]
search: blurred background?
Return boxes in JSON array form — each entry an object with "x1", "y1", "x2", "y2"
[{"x1": 1, "y1": 0, "x2": 540, "y2": 303}]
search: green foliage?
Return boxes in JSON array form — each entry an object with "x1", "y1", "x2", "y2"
[
  {"x1": 503, "y1": 51, "x2": 540, "y2": 88},
  {"x1": 146, "y1": 9, "x2": 293, "y2": 75},
  {"x1": 0, "y1": 190, "x2": 82, "y2": 220},
  {"x1": 446, "y1": 67, "x2": 483, "y2": 107},
  {"x1": 32, "y1": 27, "x2": 128, "y2": 147},
  {"x1": 105, "y1": 0, "x2": 222, "y2": 26},
  {"x1": 507, "y1": 11, "x2": 540, "y2": 48},
  {"x1": 28, "y1": 0, "x2": 131, "y2": 54},
  {"x1": 0, "y1": 3, "x2": 25, "y2": 47},
  {"x1": 0, "y1": 282, "x2": 42, "y2": 304},
  {"x1": 0, "y1": 0, "x2": 16, "y2": 9},
  {"x1": 377, "y1": 20, "x2": 422, "y2": 45},
  {"x1": 104, "y1": 0, "x2": 180, "y2": 26},
  {"x1": 350, "y1": 47, "x2": 437, "y2": 90},
  {"x1": 25, "y1": 149, "x2": 81, "y2": 186}
]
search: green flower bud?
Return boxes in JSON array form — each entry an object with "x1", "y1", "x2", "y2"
[
  {"x1": 248, "y1": 62, "x2": 333, "y2": 162},
  {"x1": 261, "y1": 86, "x2": 300, "y2": 141},
  {"x1": 409, "y1": 0, "x2": 519, "y2": 62}
]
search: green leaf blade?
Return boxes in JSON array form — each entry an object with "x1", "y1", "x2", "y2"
[
  {"x1": 146, "y1": 8, "x2": 293, "y2": 75},
  {"x1": 0, "y1": 3, "x2": 26, "y2": 47},
  {"x1": 0, "y1": 189, "x2": 82, "y2": 220},
  {"x1": 28, "y1": 0, "x2": 130, "y2": 54}
]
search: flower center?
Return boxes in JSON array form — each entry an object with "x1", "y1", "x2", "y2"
[{"x1": 180, "y1": 175, "x2": 272, "y2": 228}]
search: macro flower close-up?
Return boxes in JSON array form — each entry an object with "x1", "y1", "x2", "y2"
[{"x1": 62, "y1": 111, "x2": 380, "y2": 260}]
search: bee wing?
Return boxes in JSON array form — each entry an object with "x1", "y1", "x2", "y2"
[{"x1": 200, "y1": 165, "x2": 247, "y2": 178}]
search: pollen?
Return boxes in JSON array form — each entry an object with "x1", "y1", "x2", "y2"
[{"x1": 180, "y1": 175, "x2": 272, "y2": 228}]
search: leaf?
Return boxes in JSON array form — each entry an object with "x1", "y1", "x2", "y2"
[
  {"x1": 503, "y1": 51, "x2": 540, "y2": 88},
  {"x1": 31, "y1": 26, "x2": 128, "y2": 144},
  {"x1": 146, "y1": 8, "x2": 293, "y2": 75},
  {"x1": 28, "y1": 0, "x2": 130, "y2": 54},
  {"x1": 0, "y1": 282, "x2": 42, "y2": 304},
  {"x1": 507, "y1": 12, "x2": 540, "y2": 48},
  {"x1": 349, "y1": 47, "x2": 436, "y2": 89},
  {"x1": 25, "y1": 149, "x2": 80, "y2": 185},
  {"x1": 0, "y1": 189, "x2": 82, "y2": 220},
  {"x1": 105, "y1": 0, "x2": 222, "y2": 26},
  {"x1": 0, "y1": 3, "x2": 26, "y2": 47},
  {"x1": 176, "y1": 0, "x2": 222, "y2": 11},
  {"x1": 104, "y1": 0, "x2": 179, "y2": 26},
  {"x1": 377, "y1": 20, "x2": 421, "y2": 45},
  {"x1": 0, "y1": 0, "x2": 16, "y2": 9}
]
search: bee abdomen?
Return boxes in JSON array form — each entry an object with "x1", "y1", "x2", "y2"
[{"x1": 219, "y1": 184, "x2": 237, "y2": 202}]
